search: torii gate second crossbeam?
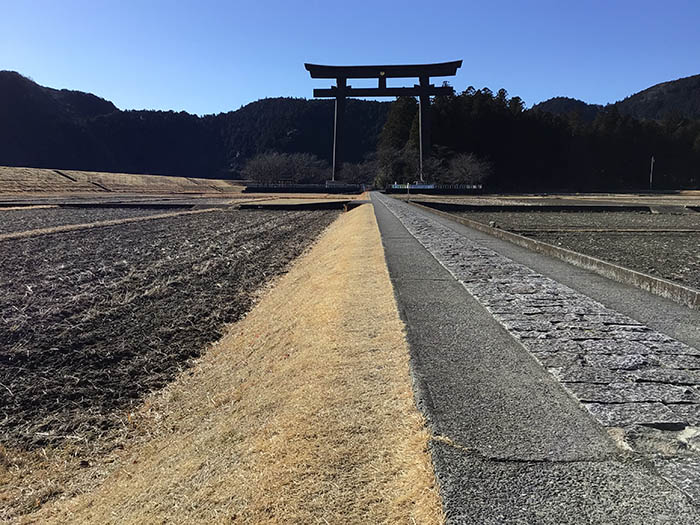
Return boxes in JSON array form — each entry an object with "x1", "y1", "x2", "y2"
[{"x1": 305, "y1": 60, "x2": 462, "y2": 182}]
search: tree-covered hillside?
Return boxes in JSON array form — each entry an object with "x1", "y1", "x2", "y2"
[
  {"x1": 377, "y1": 87, "x2": 700, "y2": 190},
  {"x1": 217, "y1": 97, "x2": 388, "y2": 174},
  {"x1": 616, "y1": 74, "x2": 700, "y2": 120},
  {"x1": 534, "y1": 74, "x2": 700, "y2": 123},
  {"x1": 0, "y1": 71, "x2": 389, "y2": 178},
  {"x1": 532, "y1": 97, "x2": 603, "y2": 122}
]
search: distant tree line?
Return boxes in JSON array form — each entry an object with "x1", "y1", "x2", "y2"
[{"x1": 373, "y1": 88, "x2": 700, "y2": 191}]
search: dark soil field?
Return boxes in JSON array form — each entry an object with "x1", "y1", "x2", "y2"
[
  {"x1": 0, "y1": 209, "x2": 338, "y2": 449},
  {"x1": 457, "y1": 210, "x2": 700, "y2": 231},
  {"x1": 397, "y1": 191, "x2": 700, "y2": 208},
  {"x1": 526, "y1": 232, "x2": 700, "y2": 290},
  {"x1": 457, "y1": 211, "x2": 700, "y2": 290},
  {"x1": 0, "y1": 206, "x2": 191, "y2": 234}
]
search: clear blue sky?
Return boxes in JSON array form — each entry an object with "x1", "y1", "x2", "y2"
[{"x1": 2, "y1": 0, "x2": 699, "y2": 115}]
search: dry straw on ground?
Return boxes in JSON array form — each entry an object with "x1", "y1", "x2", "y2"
[
  {"x1": 0, "y1": 207, "x2": 220, "y2": 241},
  {"x1": 27, "y1": 203, "x2": 442, "y2": 524}
]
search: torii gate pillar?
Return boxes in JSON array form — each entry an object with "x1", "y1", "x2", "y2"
[
  {"x1": 418, "y1": 76, "x2": 431, "y2": 182},
  {"x1": 332, "y1": 79, "x2": 346, "y2": 181},
  {"x1": 305, "y1": 61, "x2": 462, "y2": 182}
]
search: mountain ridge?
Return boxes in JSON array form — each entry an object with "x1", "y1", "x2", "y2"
[
  {"x1": 533, "y1": 73, "x2": 700, "y2": 122},
  {"x1": 0, "y1": 71, "x2": 389, "y2": 178}
]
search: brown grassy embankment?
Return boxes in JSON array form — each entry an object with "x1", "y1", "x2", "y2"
[{"x1": 0, "y1": 167, "x2": 244, "y2": 195}]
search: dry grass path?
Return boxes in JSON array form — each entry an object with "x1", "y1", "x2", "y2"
[{"x1": 27, "y1": 204, "x2": 441, "y2": 524}]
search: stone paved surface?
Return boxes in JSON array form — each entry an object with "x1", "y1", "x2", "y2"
[{"x1": 378, "y1": 194, "x2": 700, "y2": 503}]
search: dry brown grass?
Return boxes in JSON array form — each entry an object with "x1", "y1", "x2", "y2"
[
  {"x1": 22, "y1": 203, "x2": 442, "y2": 524},
  {"x1": 0, "y1": 205, "x2": 58, "y2": 211},
  {"x1": 0, "y1": 207, "x2": 220, "y2": 241},
  {"x1": 63, "y1": 170, "x2": 244, "y2": 194}
]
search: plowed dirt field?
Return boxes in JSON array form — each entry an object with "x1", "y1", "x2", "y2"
[{"x1": 0, "y1": 209, "x2": 338, "y2": 450}]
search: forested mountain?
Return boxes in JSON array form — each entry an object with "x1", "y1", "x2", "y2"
[
  {"x1": 0, "y1": 71, "x2": 117, "y2": 121},
  {"x1": 0, "y1": 71, "x2": 118, "y2": 170},
  {"x1": 616, "y1": 74, "x2": 700, "y2": 120},
  {"x1": 534, "y1": 74, "x2": 700, "y2": 122},
  {"x1": 217, "y1": 97, "x2": 388, "y2": 173},
  {"x1": 532, "y1": 97, "x2": 603, "y2": 122},
  {"x1": 0, "y1": 71, "x2": 389, "y2": 178}
]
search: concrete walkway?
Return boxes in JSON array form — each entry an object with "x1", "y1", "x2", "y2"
[{"x1": 372, "y1": 192, "x2": 700, "y2": 524}]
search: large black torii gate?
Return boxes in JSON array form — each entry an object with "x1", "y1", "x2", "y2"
[{"x1": 305, "y1": 60, "x2": 462, "y2": 182}]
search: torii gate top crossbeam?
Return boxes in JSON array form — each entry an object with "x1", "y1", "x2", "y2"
[
  {"x1": 305, "y1": 60, "x2": 462, "y2": 98},
  {"x1": 304, "y1": 60, "x2": 462, "y2": 79}
]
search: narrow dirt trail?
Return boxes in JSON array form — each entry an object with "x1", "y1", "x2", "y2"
[{"x1": 28, "y1": 204, "x2": 441, "y2": 524}]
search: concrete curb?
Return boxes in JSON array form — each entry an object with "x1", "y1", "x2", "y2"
[{"x1": 408, "y1": 200, "x2": 700, "y2": 311}]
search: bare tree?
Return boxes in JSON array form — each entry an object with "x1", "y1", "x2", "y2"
[
  {"x1": 339, "y1": 155, "x2": 378, "y2": 185},
  {"x1": 241, "y1": 152, "x2": 289, "y2": 182},
  {"x1": 287, "y1": 153, "x2": 327, "y2": 183},
  {"x1": 447, "y1": 153, "x2": 492, "y2": 184},
  {"x1": 242, "y1": 152, "x2": 328, "y2": 183}
]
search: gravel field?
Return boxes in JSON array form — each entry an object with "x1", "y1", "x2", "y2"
[
  {"x1": 0, "y1": 206, "x2": 192, "y2": 234},
  {"x1": 457, "y1": 210, "x2": 700, "y2": 231},
  {"x1": 456, "y1": 211, "x2": 700, "y2": 290},
  {"x1": 0, "y1": 209, "x2": 338, "y2": 448}
]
